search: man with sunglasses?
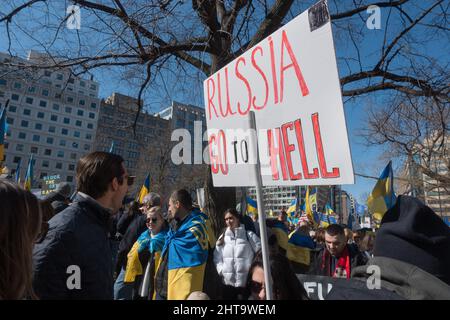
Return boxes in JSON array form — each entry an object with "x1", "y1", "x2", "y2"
[{"x1": 33, "y1": 152, "x2": 132, "y2": 299}]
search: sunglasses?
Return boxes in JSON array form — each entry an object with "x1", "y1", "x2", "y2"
[
  {"x1": 146, "y1": 217, "x2": 159, "y2": 224},
  {"x1": 249, "y1": 280, "x2": 265, "y2": 293},
  {"x1": 126, "y1": 175, "x2": 135, "y2": 186}
]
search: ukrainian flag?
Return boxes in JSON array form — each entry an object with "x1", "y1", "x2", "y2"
[
  {"x1": 270, "y1": 220, "x2": 289, "y2": 251},
  {"x1": 137, "y1": 174, "x2": 151, "y2": 204},
  {"x1": 286, "y1": 198, "x2": 297, "y2": 216},
  {"x1": 0, "y1": 105, "x2": 6, "y2": 163},
  {"x1": 367, "y1": 161, "x2": 397, "y2": 222},
  {"x1": 246, "y1": 196, "x2": 258, "y2": 217},
  {"x1": 329, "y1": 215, "x2": 337, "y2": 224},
  {"x1": 23, "y1": 155, "x2": 34, "y2": 191},
  {"x1": 305, "y1": 187, "x2": 318, "y2": 227},
  {"x1": 162, "y1": 208, "x2": 209, "y2": 300},
  {"x1": 319, "y1": 212, "x2": 330, "y2": 227},
  {"x1": 287, "y1": 230, "x2": 315, "y2": 265},
  {"x1": 124, "y1": 229, "x2": 168, "y2": 284}
]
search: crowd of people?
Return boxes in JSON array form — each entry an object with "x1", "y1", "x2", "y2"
[{"x1": 0, "y1": 151, "x2": 449, "y2": 300}]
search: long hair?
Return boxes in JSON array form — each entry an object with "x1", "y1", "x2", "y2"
[
  {"x1": 247, "y1": 250, "x2": 308, "y2": 300},
  {"x1": 0, "y1": 181, "x2": 42, "y2": 300},
  {"x1": 216, "y1": 208, "x2": 242, "y2": 246}
]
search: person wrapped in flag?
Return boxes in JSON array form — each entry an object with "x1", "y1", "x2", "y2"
[
  {"x1": 124, "y1": 206, "x2": 168, "y2": 300},
  {"x1": 287, "y1": 225, "x2": 316, "y2": 274},
  {"x1": 154, "y1": 189, "x2": 209, "y2": 300}
]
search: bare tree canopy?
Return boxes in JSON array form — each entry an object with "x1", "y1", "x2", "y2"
[{"x1": 1, "y1": 0, "x2": 448, "y2": 233}]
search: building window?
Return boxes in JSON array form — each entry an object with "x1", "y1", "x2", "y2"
[
  {"x1": 57, "y1": 150, "x2": 64, "y2": 158},
  {"x1": 84, "y1": 144, "x2": 90, "y2": 151},
  {"x1": 23, "y1": 109, "x2": 31, "y2": 116},
  {"x1": 44, "y1": 70, "x2": 51, "y2": 77},
  {"x1": 42, "y1": 89, "x2": 49, "y2": 96},
  {"x1": 72, "y1": 142, "x2": 79, "y2": 149},
  {"x1": 35, "y1": 123, "x2": 42, "y2": 130},
  {"x1": 53, "y1": 103, "x2": 60, "y2": 111},
  {"x1": 89, "y1": 112, "x2": 95, "y2": 119},
  {"x1": 56, "y1": 74, "x2": 63, "y2": 80},
  {"x1": 79, "y1": 99, "x2": 85, "y2": 106},
  {"x1": 37, "y1": 112, "x2": 44, "y2": 119},
  {"x1": 14, "y1": 82, "x2": 22, "y2": 89},
  {"x1": 39, "y1": 100, "x2": 47, "y2": 108},
  {"x1": 70, "y1": 153, "x2": 76, "y2": 159},
  {"x1": 30, "y1": 146, "x2": 38, "y2": 154},
  {"x1": 68, "y1": 164, "x2": 75, "y2": 171},
  {"x1": 55, "y1": 163, "x2": 63, "y2": 169},
  {"x1": 25, "y1": 97, "x2": 33, "y2": 104},
  {"x1": 44, "y1": 149, "x2": 52, "y2": 156},
  {"x1": 21, "y1": 120, "x2": 29, "y2": 128},
  {"x1": 65, "y1": 107, "x2": 72, "y2": 113},
  {"x1": 28, "y1": 86, "x2": 36, "y2": 93},
  {"x1": 11, "y1": 94, "x2": 20, "y2": 101},
  {"x1": 13, "y1": 156, "x2": 21, "y2": 164},
  {"x1": 50, "y1": 115, "x2": 58, "y2": 122},
  {"x1": 60, "y1": 139, "x2": 66, "y2": 146},
  {"x1": 0, "y1": 79, "x2": 6, "y2": 85},
  {"x1": 74, "y1": 131, "x2": 80, "y2": 138},
  {"x1": 66, "y1": 176, "x2": 73, "y2": 182},
  {"x1": 42, "y1": 160, "x2": 49, "y2": 168},
  {"x1": 49, "y1": 126, "x2": 56, "y2": 133},
  {"x1": 85, "y1": 133, "x2": 92, "y2": 140},
  {"x1": 75, "y1": 120, "x2": 82, "y2": 127},
  {"x1": 16, "y1": 144, "x2": 24, "y2": 152},
  {"x1": 67, "y1": 96, "x2": 74, "y2": 103},
  {"x1": 63, "y1": 118, "x2": 70, "y2": 124},
  {"x1": 18, "y1": 132, "x2": 26, "y2": 139},
  {"x1": 61, "y1": 128, "x2": 68, "y2": 135},
  {"x1": 6, "y1": 117, "x2": 14, "y2": 125},
  {"x1": 80, "y1": 81, "x2": 86, "y2": 87},
  {"x1": 32, "y1": 135, "x2": 40, "y2": 142},
  {"x1": 9, "y1": 105, "x2": 17, "y2": 112},
  {"x1": 87, "y1": 123, "x2": 93, "y2": 129},
  {"x1": 77, "y1": 110, "x2": 84, "y2": 116},
  {"x1": 46, "y1": 137, "x2": 54, "y2": 144},
  {"x1": 90, "y1": 102, "x2": 97, "y2": 109}
]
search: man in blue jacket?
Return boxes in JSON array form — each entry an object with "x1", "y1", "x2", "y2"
[{"x1": 33, "y1": 152, "x2": 132, "y2": 299}]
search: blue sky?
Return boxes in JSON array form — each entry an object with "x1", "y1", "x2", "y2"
[{"x1": 1, "y1": 1, "x2": 446, "y2": 204}]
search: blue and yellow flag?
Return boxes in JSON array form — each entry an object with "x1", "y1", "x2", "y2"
[
  {"x1": 246, "y1": 196, "x2": 258, "y2": 217},
  {"x1": 124, "y1": 229, "x2": 168, "y2": 283},
  {"x1": 286, "y1": 198, "x2": 297, "y2": 216},
  {"x1": 305, "y1": 187, "x2": 318, "y2": 227},
  {"x1": 162, "y1": 208, "x2": 209, "y2": 300},
  {"x1": 23, "y1": 155, "x2": 34, "y2": 191},
  {"x1": 0, "y1": 106, "x2": 6, "y2": 162},
  {"x1": 270, "y1": 220, "x2": 289, "y2": 251},
  {"x1": 287, "y1": 230, "x2": 315, "y2": 265},
  {"x1": 137, "y1": 174, "x2": 151, "y2": 204},
  {"x1": 367, "y1": 161, "x2": 397, "y2": 222}
]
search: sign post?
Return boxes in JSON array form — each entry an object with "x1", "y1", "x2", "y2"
[{"x1": 248, "y1": 111, "x2": 272, "y2": 300}]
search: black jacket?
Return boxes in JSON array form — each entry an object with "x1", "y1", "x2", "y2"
[
  {"x1": 33, "y1": 193, "x2": 114, "y2": 300},
  {"x1": 309, "y1": 243, "x2": 368, "y2": 277},
  {"x1": 326, "y1": 256, "x2": 450, "y2": 300},
  {"x1": 115, "y1": 214, "x2": 147, "y2": 273}
]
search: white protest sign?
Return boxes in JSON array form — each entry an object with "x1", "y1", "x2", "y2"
[{"x1": 204, "y1": 0, "x2": 354, "y2": 187}]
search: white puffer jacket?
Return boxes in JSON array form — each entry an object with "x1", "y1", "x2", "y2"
[{"x1": 213, "y1": 225, "x2": 261, "y2": 288}]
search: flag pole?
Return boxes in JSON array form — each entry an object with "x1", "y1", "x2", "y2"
[{"x1": 248, "y1": 111, "x2": 272, "y2": 300}]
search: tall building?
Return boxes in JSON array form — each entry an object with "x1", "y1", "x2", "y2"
[
  {"x1": 92, "y1": 93, "x2": 171, "y2": 196},
  {"x1": 156, "y1": 101, "x2": 207, "y2": 192},
  {"x1": 0, "y1": 51, "x2": 100, "y2": 188}
]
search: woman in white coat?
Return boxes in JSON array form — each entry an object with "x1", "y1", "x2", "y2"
[{"x1": 214, "y1": 208, "x2": 261, "y2": 299}]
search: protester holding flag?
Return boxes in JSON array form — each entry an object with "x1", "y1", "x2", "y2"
[
  {"x1": 327, "y1": 196, "x2": 450, "y2": 300},
  {"x1": 0, "y1": 181, "x2": 42, "y2": 300},
  {"x1": 213, "y1": 208, "x2": 261, "y2": 300},
  {"x1": 33, "y1": 152, "x2": 131, "y2": 299},
  {"x1": 155, "y1": 189, "x2": 209, "y2": 300},
  {"x1": 124, "y1": 206, "x2": 169, "y2": 300},
  {"x1": 309, "y1": 224, "x2": 367, "y2": 279},
  {"x1": 114, "y1": 193, "x2": 161, "y2": 300}
]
